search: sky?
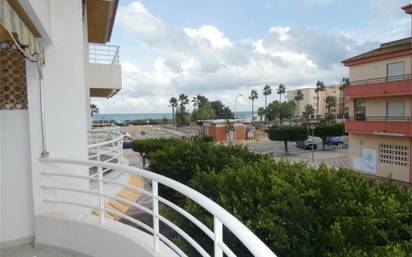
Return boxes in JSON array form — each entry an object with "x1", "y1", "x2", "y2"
[{"x1": 92, "y1": 0, "x2": 412, "y2": 113}]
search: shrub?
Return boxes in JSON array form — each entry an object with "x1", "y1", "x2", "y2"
[
  {"x1": 131, "y1": 138, "x2": 178, "y2": 167},
  {"x1": 191, "y1": 135, "x2": 215, "y2": 143},
  {"x1": 170, "y1": 159, "x2": 412, "y2": 257},
  {"x1": 268, "y1": 125, "x2": 308, "y2": 153},
  {"x1": 314, "y1": 123, "x2": 345, "y2": 150},
  {"x1": 148, "y1": 140, "x2": 262, "y2": 202}
]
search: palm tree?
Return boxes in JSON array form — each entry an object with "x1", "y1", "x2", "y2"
[
  {"x1": 339, "y1": 77, "x2": 350, "y2": 118},
  {"x1": 277, "y1": 83, "x2": 286, "y2": 102},
  {"x1": 257, "y1": 107, "x2": 265, "y2": 124},
  {"x1": 325, "y1": 95, "x2": 337, "y2": 118},
  {"x1": 178, "y1": 93, "x2": 189, "y2": 108},
  {"x1": 249, "y1": 89, "x2": 258, "y2": 125},
  {"x1": 294, "y1": 90, "x2": 304, "y2": 118},
  {"x1": 315, "y1": 80, "x2": 325, "y2": 118},
  {"x1": 90, "y1": 104, "x2": 99, "y2": 117},
  {"x1": 263, "y1": 84, "x2": 272, "y2": 124},
  {"x1": 277, "y1": 84, "x2": 286, "y2": 122},
  {"x1": 169, "y1": 97, "x2": 178, "y2": 127},
  {"x1": 303, "y1": 104, "x2": 315, "y2": 127}
]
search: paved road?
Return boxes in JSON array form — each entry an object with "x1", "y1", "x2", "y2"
[{"x1": 248, "y1": 138, "x2": 350, "y2": 169}]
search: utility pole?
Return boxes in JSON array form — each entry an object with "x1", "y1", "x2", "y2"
[{"x1": 234, "y1": 94, "x2": 242, "y2": 119}]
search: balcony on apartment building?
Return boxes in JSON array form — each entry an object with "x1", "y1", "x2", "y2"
[
  {"x1": 346, "y1": 74, "x2": 412, "y2": 98},
  {"x1": 346, "y1": 115, "x2": 412, "y2": 136},
  {"x1": 87, "y1": 43, "x2": 122, "y2": 98}
]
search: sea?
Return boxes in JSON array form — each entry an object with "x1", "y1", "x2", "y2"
[{"x1": 93, "y1": 112, "x2": 252, "y2": 122}]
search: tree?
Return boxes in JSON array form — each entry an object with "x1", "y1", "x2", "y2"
[
  {"x1": 249, "y1": 89, "x2": 258, "y2": 124},
  {"x1": 266, "y1": 101, "x2": 295, "y2": 122},
  {"x1": 257, "y1": 107, "x2": 265, "y2": 123},
  {"x1": 294, "y1": 90, "x2": 304, "y2": 118},
  {"x1": 210, "y1": 101, "x2": 234, "y2": 119},
  {"x1": 314, "y1": 123, "x2": 345, "y2": 150},
  {"x1": 176, "y1": 94, "x2": 190, "y2": 126},
  {"x1": 268, "y1": 125, "x2": 308, "y2": 154},
  {"x1": 315, "y1": 81, "x2": 325, "y2": 117},
  {"x1": 263, "y1": 84, "x2": 272, "y2": 124},
  {"x1": 325, "y1": 95, "x2": 337, "y2": 118},
  {"x1": 132, "y1": 138, "x2": 178, "y2": 167},
  {"x1": 191, "y1": 95, "x2": 215, "y2": 122},
  {"x1": 169, "y1": 97, "x2": 178, "y2": 127},
  {"x1": 340, "y1": 77, "x2": 350, "y2": 88},
  {"x1": 277, "y1": 83, "x2": 286, "y2": 102},
  {"x1": 90, "y1": 104, "x2": 99, "y2": 117},
  {"x1": 175, "y1": 156, "x2": 412, "y2": 257},
  {"x1": 303, "y1": 104, "x2": 315, "y2": 120},
  {"x1": 339, "y1": 77, "x2": 350, "y2": 118}
]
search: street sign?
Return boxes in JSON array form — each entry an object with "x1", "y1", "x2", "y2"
[{"x1": 309, "y1": 123, "x2": 316, "y2": 130}]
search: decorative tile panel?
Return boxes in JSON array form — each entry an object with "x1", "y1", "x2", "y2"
[{"x1": 0, "y1": 46, "x2": 28, "y2": 110}]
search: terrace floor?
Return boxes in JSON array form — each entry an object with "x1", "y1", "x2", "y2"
[{"x1": 0, "y1": 243, "x2": 87, "y2": 257}]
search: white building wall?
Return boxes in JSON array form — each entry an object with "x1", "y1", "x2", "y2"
[
  {"x1": 0, "y1": 111, "x2": 35, "y2": 246},
  {"x1": 26, "y1": 0, "x2": 90, "y2": 216}
]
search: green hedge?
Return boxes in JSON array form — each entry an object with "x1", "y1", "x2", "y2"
[
  {"x1": 146, "y1": 140, "x2": 412, "y2": 257},
  {"x1": 132, "y1": 138, "x2": 178, "y2": 167},
  {"x1": 171, "y1": 159, "x2": 412, "y2": 257},
  {"x1": 148, "y1": 140, "x2": 262, "y2": 201}
]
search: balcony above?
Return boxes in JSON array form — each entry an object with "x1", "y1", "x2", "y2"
[
  {"x1": 87, "y1": 44, "x2": 122, "y2": 98},
  {"x1": 346, "y1": 74, "x2": 412, "y2": 98},
  {"x1": 346, "y1": 116, "x2": 412, "y2": 137}
]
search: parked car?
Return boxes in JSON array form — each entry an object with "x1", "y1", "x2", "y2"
[
  {"x1": 123, "y1": 139, "x2": 133, "y2": 149},
  {"x1": 325, "y1": 137, "x2": 344, "y2": 146},
  {"x1": 296, "y1": 139, "x2": 317, "y2": 150}
]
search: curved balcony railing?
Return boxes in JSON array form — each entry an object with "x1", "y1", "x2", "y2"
[
  {"x1": 88, "y1": 126, "x2": 123, "y2": 175},
  {"x1": 39, "y1": 157, "x2": 277, "y2": 257}
]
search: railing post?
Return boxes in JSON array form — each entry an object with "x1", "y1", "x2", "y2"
[
  {"x1": 97, "y1": 146, "x2": 104, "y2": 224},
  {"x1": 152, "y1": 180, "x2": 160, "y2": 252},
  {"x1": 214, "y1": 217, "x2": 223, "y2": 257}
]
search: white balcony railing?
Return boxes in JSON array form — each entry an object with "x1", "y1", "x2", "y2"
[
  {"x1": 89, "y1": 43, "x2": 120, "y2": 65},
  {"x1": 88, "y1": 126, "x2": 123, "y2": 176},
  {"x1": 39, "y1": 157, "x2": 277, "y2": 257}
]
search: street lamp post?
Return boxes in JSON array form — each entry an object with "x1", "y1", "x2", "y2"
[
  {"x1": 234, "y1": 94, "x2": 242, "y2": 119},
  {"x1": 309, "y1": 122, "x2": 317, "y2": 163}
]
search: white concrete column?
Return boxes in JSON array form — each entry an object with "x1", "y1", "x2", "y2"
[{"x1": 26, "y1": 0, "x2": 90, "y2": 215}]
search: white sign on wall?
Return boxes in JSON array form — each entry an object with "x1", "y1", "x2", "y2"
[{"x1": 362, "y1": 149, "x2": 377, "y2": 173}]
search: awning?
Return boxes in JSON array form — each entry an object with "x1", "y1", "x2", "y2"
[{"x1": 0, "y1": 0, "x2": 44, "y2": 62}]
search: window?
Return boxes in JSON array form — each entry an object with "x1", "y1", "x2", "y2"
[
  {"x1": 387, "y1": 62, "x2": 405, "y2": 81},
  {"x1": 379, "y1": 144, "x2": 409, "y2": 167},
  {"x1": 386, "y1": 101, "x2": 404, "y2": 118},
  {"x1": 354, "y1": 99, "x2": 366, "y2": 120}
]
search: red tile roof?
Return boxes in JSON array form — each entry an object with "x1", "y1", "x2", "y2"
[{"x1": 342, "y1": 37, "x2": 412, "y2": 64}]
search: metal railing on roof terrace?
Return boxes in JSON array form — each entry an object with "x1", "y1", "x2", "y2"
[
  {"x1": 88, "y1": 126, "x2": 123, "y2": 176},
  {"x1": 350, "y1": 74, "x2": 412, "y2": 86},
  {"x1": 89, "y1": 43, "x2": 120, "y2": 64},
  {"x1": 39, "y1": 157, "x2": 278, "y2": 257}
]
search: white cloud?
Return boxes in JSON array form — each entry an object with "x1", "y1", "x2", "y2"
[
  {"x1": 184, "y1": 25, "x2": 233, "y2": 49},
  {"x1": 94, "y1": 1, "x2": 411, "y2": 113}
]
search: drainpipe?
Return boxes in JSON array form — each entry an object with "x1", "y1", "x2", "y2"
[{"x1": 37, "y1": 61, "x2": 49, "y2": 158}]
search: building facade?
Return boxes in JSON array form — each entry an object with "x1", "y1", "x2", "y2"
[
  {"x1": 286, "y1": 85, "x2": 344, "y2": 118},
  {"x1": 343, "y1": 4, "x2": 412, "y2": 184}
]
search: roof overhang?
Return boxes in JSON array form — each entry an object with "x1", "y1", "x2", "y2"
[
  {"x1": 87, "y1": 0, "x2": 119, "y2": 44},
  {"x1": 402, "y1": 4, "x2": 412, "y2": 14},
  {"x1": 90, "y1": 88, "x2": 120, "y2": 98},
  {"x1": 342, "y1": 49, "x2": 412, "y2": 67}
]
